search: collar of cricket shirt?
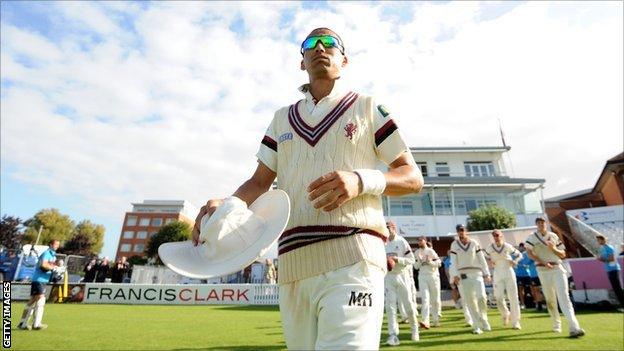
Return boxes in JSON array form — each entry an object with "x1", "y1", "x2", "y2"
[{"x1": 456, "y1": 239, "x2": 472, "y2": 252}]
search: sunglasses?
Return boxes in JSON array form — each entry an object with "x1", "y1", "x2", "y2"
[{"x1": 300, "y1": 35, "x2": 345, "y2": 55}]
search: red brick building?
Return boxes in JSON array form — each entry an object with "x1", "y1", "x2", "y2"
[{"x1": 114, "y1": 200, "x2": 199, "y2": 262}]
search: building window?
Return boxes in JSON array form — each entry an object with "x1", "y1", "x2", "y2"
[
  {"x1": 139, "y1": 218, "x2": 150, "y2": 226},
  {"x1": 134, "y1": 244, "x2": 145, "y2": 253},
  {"x1": 464, "y1": 162, "x2": 495, "y2": 177},
  {"x1": 126, "y1": 216, "x2": 137, "y2": 226},
  {"x1": 165, "y1": 218, "x2": 175, "y2": 225},
  {"x1": 137, "y1": 231, "x2": 148, "y2": 239},
  {"x1": 123, "y1": 231, "x2": 134, "y2": 239},
  {"x1": 152, "y1": 218, "x2": 163, "y2": 227},
  {"x1": 434, "y1": 190, "x2": 453, "y2": 215},
  {"x1": 120, "y1": 244, "x2": 131, "y2": 252},
  {"x1": 389, "y1": 199, "x2": 414, "y2": 216},
  {"x1": 416, "y1": 162, "x2": 428, "y2": 177},
  {"x1": 435, "y1": 162, "x2": 450, "y2": 177}
]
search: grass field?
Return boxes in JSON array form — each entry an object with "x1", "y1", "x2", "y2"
[{"x1": 9, "y1": 303, "x2": 624, "y2": 350}]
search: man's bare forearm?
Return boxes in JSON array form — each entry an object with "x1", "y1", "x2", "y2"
[
  {"x1": 383, "y1": 154, "x2": 424, "y2": 196},
  {"x1": 233, "y1": 178, "x2": 273, "y2": 206},
  {"x1": 551, "y1": 247, "x2": 566, "y2": 259},
  {"x1": 232, "y1": 161, "x2": 276, "y2": 206}
]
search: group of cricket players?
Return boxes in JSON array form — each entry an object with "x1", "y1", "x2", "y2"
[{"x1": 383, "y1": 216, "x2": 586, "y2": 346}]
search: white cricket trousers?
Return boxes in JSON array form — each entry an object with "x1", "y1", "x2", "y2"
[
  {"x1": 279, "y1": 260, "x2": 385, "y2": 350},
  {"x1": 418, "y1": 274, "x2": 441, "y2": 325},
  {"x1": 493, "y1": 268, "x2": 521, "y2": 325},
  {"x1": 457, "y1": 273, "x2": 489, "y2": 330},
  {"x1": 536, "y1": 266, "x2": 581, "y2": 332},
  {"x1": 385, "y1": 270, "x2": 418, "y2": 336}
]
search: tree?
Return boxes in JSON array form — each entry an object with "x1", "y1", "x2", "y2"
[
  {"x1": 146, "y1": 221, "x2": 192, "y2": 264},
  {"x1": 127, "y1": 255, "x2": 148, "y2": 266},
  {"x1": 61, "y1": 220, "x2": 105, "y2": 256},
  {"x1": 467, "y1": 205, "x2": 517, "y2": 232},
  {"x1": 0, "y1": 215, "x2": 24, "y2": 249},
  {"x1": 23, "y1": 209, "x2": 75, "y2": 245}
]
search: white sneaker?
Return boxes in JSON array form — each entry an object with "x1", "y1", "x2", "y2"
[
  {"x1": 482, "y1": 321, "x2": 492, "y2": 331},
  {"x1": 473, "y1": 328, "x2": 483, "y2": 335},
  {"x1": 411, "y1": 330, "x2": 420, "y2": 341},
  {"x1": 512, "y1": 323, "x2": 521, "y2": 330},
  {"x1": 553, "y1": 326, "x2": 562, "y2": 333},
  {"x1": 432, "y1": 320, "x2": 441, "y2": 327},
  {"x1": 386, "y1": 334, "x2": 400, "y2": 346},
  {"x1": 17, "y1": 323, "x2": 31, "y2": 330}
]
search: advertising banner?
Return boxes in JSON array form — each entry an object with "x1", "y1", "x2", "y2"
[
  {"x1": 566, "y1": 205, "x2": 623, "y2": 224},
  {"x1": 10, "y1": 283, "x2": 52, "y2": 301},
  {"x1": 83, "y1": 283, "x2": 253, "y2": 305}
]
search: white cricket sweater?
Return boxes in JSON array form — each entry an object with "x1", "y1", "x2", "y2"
[
  {"x1": 525, "y1": 231, "x2": 565, "y2": 271},
  {"x1": 414, "y1": 247, "x2": 441, "y2": 276},
  {"x1": 256, "y1": 83, "x2": 412, "y2": 283},
  {"x1": 449, "y1": 238, "x2": 490, "y2": 279},
  {"x1": 485, "y1": 242, "x2": 521, "y2": 275}
]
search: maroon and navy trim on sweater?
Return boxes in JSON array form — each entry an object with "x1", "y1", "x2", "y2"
[
  {"x1": 374, "y1": 119, "x2": 398, "y2": 147},
  {"x1": 261, "y1": 135, "x2": 277, "y2": 152},
  {"x1": 288, "y1": 91, "x2": 359, "y2": 147},
  {"x1": 277, "y1": 225, "x2": 386, "y2": 255}
]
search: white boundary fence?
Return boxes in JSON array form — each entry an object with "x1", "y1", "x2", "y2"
[{"x1": 82, "y1": 283, "x2": 279, "y2": 305}]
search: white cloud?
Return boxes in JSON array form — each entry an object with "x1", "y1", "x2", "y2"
[{"x1": 1, "y1": 1, "x2": 622, "y2": 257}]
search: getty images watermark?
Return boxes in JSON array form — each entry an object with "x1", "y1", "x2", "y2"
[{"x1": 2, "y1": 281, "x2": 10, "y2": 349}]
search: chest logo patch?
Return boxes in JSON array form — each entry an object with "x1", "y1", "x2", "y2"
[{"x1": 344, "y1": 122, "x2": 357, "y2": 140}]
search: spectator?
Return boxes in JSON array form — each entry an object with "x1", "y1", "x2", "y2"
[
  {"x1": 243, "y1": 265, "x2": 252, "y2": 284},
  {"x1": 263, "y1": 259, "x2": 276, "y2": 284},
  {"x1": 596, "y1": 235, "x2": 624, "y2": 311},
  {"x1": 83, "y1": 258, "x2": 97, "y2": 283},
  {"x1": 619, "y1": 243, "x2": 624, "y2": 256},
  {"x1": 515, "y1": 243, "x2": 532, "y2": 309},
  {"x1": 95, "y1": 257, "x2": 110, "y2": 283},
  {"x1": 110, "y1": 257, "x2": 129, "y2": 283}
]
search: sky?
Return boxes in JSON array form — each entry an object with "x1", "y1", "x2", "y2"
[{"x1": 1, "y1": 1, "x2": 622, "y2": 259}]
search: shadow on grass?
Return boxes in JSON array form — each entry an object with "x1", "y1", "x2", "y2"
[
  {"x1": 169, "y1": 344, "x2": 286, "y2": 350},
  {"x1": 380, "y1": 330, "x2": 554, "y2": 348},
  {"x1": 211, "y1": 305, "x2": 279, "y2": 312}
]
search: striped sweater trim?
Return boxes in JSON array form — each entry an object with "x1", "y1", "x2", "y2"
[
  {"x1": 288, "y1": 92, "x2": 359, "y2": 147},
  {"x1": 278, "y1": 225, "x2": 385, "y2": 255},
  {"x1": 261, "y1": 135, "x2": 277, "y2": 152},
  {"x1": 374, "y1": 119, "x2": 397, "y2": 146}
]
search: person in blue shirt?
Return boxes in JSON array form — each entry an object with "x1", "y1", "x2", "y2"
[
  {"x1": 524, "y1": 246, "x2": 545, "y2": 311},
  {"x1": 596, "y1": 234, "x2": 624, "y2": 310},
  {"x1": 17, "y1": 239, "x2": 60, "y2": 331},
  {"x1": 514, "y1": 243, "x2": 531, "y2": 309}
]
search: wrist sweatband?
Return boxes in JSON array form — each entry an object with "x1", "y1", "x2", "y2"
[{"x1": 353, "y1": 169, "x2": 386, "y2": 196}]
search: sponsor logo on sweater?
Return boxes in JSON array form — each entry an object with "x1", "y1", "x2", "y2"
[{"x1": 348, "y1": 291, "x2": 372, "y2": 307}]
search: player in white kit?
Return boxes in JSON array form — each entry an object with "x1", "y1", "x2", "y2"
[
  {"x1": 414, "y1": 236, "x2": 442, "y2": 328},
  {"x1": 449, "y1": 224, "x2": 492, "y2": 335},
  {"x1": 484, "y1": 229, "x2": 522, "y2": 329},
  {"x1": 192, "y1": 28, "x2": 424, "y2": 350},
  {"x1": 525, "y1": 217, "x2": 585, "y2": 338},
  {"x1": 384, "y1": 220, "x2": 420, "y2": 346}
]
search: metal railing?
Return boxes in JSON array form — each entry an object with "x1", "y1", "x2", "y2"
[{"x1": 566, "y1": 214, "x2": 602, "y2": 256}]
